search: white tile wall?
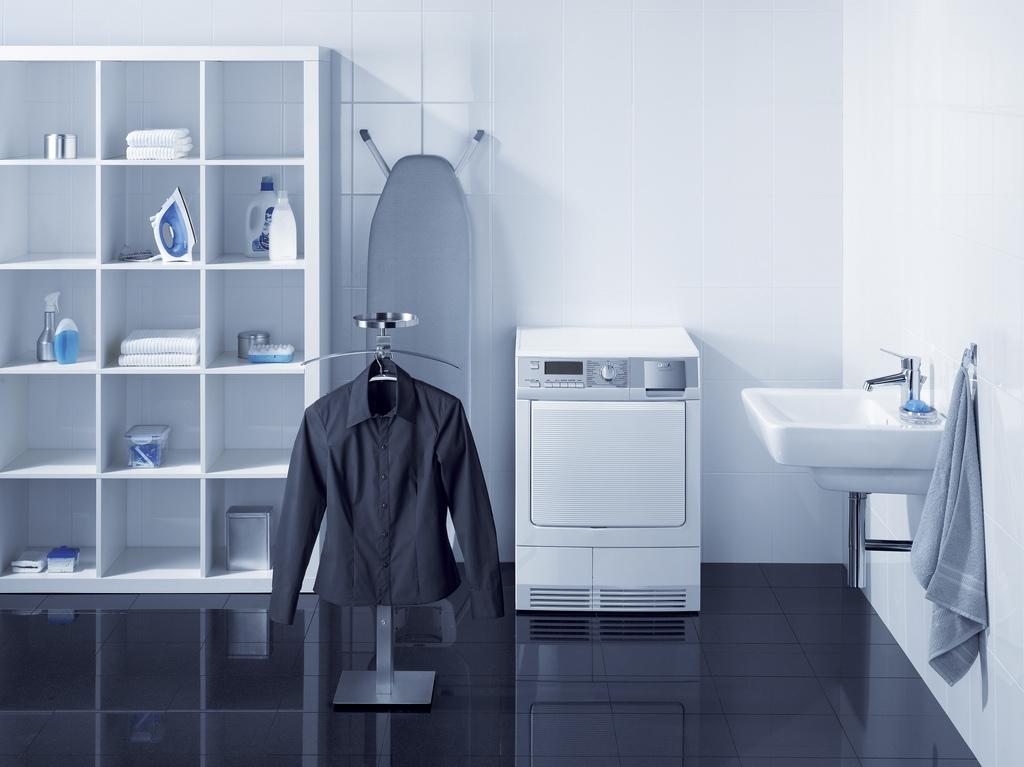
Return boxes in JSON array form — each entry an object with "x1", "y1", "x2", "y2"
[
  {"x1": 845, "y1": 1, "x2": 1024, "y2": 763},
  {"x1": 1, "y1": 0, "x2": 844, "y2": 564}
]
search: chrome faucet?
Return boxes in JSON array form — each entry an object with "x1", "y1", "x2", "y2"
[{"x1": 863, "y1": 348, "x2": 925, "y2": 405}]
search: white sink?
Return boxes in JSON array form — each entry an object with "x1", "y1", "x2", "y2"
[{"x1": 741, "y1": 388, "x2": 945, "y2": 494}]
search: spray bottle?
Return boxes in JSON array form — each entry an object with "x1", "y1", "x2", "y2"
[{"x1": 36, "y1": 291, "x2": 60, "y2": 362}]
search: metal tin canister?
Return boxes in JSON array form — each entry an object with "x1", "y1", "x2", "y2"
[
  {"x1": 238, "y1": 330, "x2": 270, "y2": 359},
  {"x1": 62, "y1": 133, "x2": 77, "y2": 159},
  {"x1": 226, "y1": 506, "x2": 272, "y2": 571},
  {"x1": 43, "y1": 133, "x2": 63, "y2": 160}
]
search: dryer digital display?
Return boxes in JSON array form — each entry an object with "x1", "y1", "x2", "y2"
[{"x1": 544, "y1": 360, "x2": 582, "y2": 376}]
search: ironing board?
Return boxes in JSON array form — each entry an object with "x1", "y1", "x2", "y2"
[{"x1": 366, "y1": 154, "x2": 472, "y2": 408}]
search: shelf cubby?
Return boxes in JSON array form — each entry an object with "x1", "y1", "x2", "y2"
[
  {"x1": 203, "y1": 61, "x2": 303, "y2": 162},
  {"x1": 0, "y1": 375, "x2": 96, "y2": 477},
  {"x1": 99, "y1": 164, "x2": 201, "y2": 265},
  {"x1": 204, "y1": 375, "x2": 303, "y2": 478},
  {"x1": 203, "y1": 164, "x2": 305, "y2": 267},
  {"x1": 99, "y1": 61, "x2": 200, "y2": 162},
  {"x1": 0, "y1": 46, "x2": 330, "y2": 593},
  {"x1": 0, "y1": 479, "x2": 97, "y2": 583},
  {"x1": 0, "y1": 268, "x2": 97, "y2": 371},
  {"x1": 0, "y1": 61, "x2": 96, "y2": 161},
  {"x1": 99, "y1": 374, "x2": 200, "y2": 476},
  {"x1": 203, "y1": 267, "x2": 305, "y2": 373},
  {"x1": 0, "y1": 165, "x2": 96, "y2": 268},
  {"x1": 99, "y1": 268, "x2": 200, "y2": 370},
  {"x1": 203, "y1": 478, "x2": 283, "y2": 582},
  {"x1": 99, "y1": 478, "x2": 200, "y2": 580}
]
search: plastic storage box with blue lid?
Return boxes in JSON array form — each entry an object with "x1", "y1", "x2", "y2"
[
  {"x1": 125, "y1": 424, "x2": 171, "y2": 468},
  {"x1": 47, "y1": 546, "x2": 80, "y2": 573}
]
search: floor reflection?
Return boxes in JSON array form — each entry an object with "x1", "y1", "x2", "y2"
[{"x1": 0, "y1": 564, "x2": 981, "y2": 765}]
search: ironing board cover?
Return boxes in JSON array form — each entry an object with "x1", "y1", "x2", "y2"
[{"x1": 366, "y1": 154, "x2": 472, "y2": 408}]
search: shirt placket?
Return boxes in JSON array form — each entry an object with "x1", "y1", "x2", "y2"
[{"x1": 376, "y1": 417, "x2": 393, "y2": 603}]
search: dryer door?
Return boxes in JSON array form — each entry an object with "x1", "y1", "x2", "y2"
[{"x1": 530, "y1": 401, "x2": 686, "y2": 528}]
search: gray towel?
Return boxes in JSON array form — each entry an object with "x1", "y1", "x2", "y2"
[{"x1": 911, "y1": 366, "x2": 988, "y2": 685}]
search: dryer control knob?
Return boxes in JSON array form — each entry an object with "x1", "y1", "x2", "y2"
[{"x1": 600, "y1": 364, "x2": 615, "y2": 381}]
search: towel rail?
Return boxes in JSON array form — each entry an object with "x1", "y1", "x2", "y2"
[
  {"x1": 847, "y1": 344, "x2": 979, "y2": 589},
  {"x1": 847, "y1": 492, "x2": 914, "y2": 589}
]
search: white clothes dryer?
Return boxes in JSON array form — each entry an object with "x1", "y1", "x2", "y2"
[{"x1": 514, "y1": 327, "x2": 701, "y2": 612}]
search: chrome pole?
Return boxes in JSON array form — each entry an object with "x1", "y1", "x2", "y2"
[
  {"x1": 847, "y1": 492, "x2": 867, "y2": 589},
  {"x1": 375, "y1": 605, "x2": 394, "y2": 697}
]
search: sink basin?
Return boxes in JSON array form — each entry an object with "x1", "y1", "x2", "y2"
[{"x1": 741, "y1": 388, "x2": 945, "y2": 494}]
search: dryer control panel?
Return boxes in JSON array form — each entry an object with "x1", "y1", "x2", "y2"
[
  {"x1": 518, "y1": 357, "x2": 627, "y2": 391},
  {"x1": 517, "y1": 356, "x2": 698, "y2": 400}
]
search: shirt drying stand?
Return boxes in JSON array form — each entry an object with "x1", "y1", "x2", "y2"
[
  {"x1": 301, "y1": 311, "x2": 460, "y2": 379},
  {"x1": 302, "y1": 311, "x2": 460, "y2": 709}
]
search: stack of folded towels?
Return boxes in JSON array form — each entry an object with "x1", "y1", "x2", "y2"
[
  {"x1": 125, "y1": 129, "x2": 193, "y2": 160},
  {"x1": 119, "y1": 329, "x2": 200, "y2": 367}
]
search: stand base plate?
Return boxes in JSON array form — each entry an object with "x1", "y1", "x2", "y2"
[{"x1": 333, "y1": 670, "x2": 436, "y2": 709}]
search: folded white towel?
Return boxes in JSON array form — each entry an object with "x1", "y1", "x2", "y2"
[
  {"x1": 118, "y1": 352, "x2": 199, "y2": 368},
  {"x1": 126, "y1": 144, "x2": 193, "y2": 161},
  {"x1": 121, "y1": 329, "x2": 200, "y2": 356},
  {"x1": 126, "y1": 128, "x2": 191, "y2": 147}
]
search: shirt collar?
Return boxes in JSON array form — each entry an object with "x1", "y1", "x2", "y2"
[{"x1": 347, "y1": 361, "x2": 417, "y2": 428}]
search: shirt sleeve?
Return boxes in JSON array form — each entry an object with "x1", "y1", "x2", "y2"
[
  {"x1": 270, "y1": 406, "x2": 328, "y2": 625},
  {"x1": 436, "y1": 400, "x2": 505, "y2": 619}
]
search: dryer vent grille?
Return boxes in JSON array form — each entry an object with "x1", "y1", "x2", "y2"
[
  {"x1": 528, "y1": 587, "x2": 592, "y2": 611},
  {"x1": 524, "y1": 615, "x2": 690, "y2": 642},
  {"x1": 597, "y1": 615, "x2": 690, "y2": 641},
  {"x1": 595, "y1": 588, "x2": 688, "y2": 611},
  {"x1": 527, "y1": 616, "x2": 593, "y2": 641}
]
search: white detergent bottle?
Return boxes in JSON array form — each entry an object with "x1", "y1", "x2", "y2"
[
  {"x1": 268, "y1": 191, "x2": 297, "y2": 262},
  {"x1": 245, "y1": 176, "x2": 276, "y2": 257}
]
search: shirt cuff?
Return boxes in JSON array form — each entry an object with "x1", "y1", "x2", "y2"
[
  {"x1": 269, "y1": 590, "x2": 299, "y2": 625},
  {"x1": 469, "y1": 586, "x2": 505, "y2": 619}
]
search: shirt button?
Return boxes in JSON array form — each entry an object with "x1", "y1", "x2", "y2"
[
  {"x1": 382, "y1": 530, "x2": 389, "y2": 537},
  {"x1": 383, "y1": 560, "x2": 390, "y2": 568},
  {"x1": 380, "y1": 473, "x2": 387, "y2": 480},
  {"x1": 381, "y1": 502, "x2": 387, "y2": 509},
  {"x1": 380, "y1": 443, "x2": 387, "y2": 450}
]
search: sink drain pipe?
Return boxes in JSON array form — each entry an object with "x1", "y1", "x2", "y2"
[{"x1": 847, "y1": 492, "x2": 913, "y2": 589}]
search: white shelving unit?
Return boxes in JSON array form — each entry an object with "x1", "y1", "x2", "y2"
[{"x1": 0, "y1": 46, "x2": 331, "y2": 592}]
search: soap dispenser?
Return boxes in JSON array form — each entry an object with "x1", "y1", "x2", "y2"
[{"x1": 36, "y1": 291, "x2": 60, "y2": 362}]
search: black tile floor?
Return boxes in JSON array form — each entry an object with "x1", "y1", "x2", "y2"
[{"x1": 0, "y1": 563, "x2": 980, "y2": 766}]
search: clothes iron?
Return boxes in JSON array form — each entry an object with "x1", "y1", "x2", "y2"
[{"x1": 150, "y1": 187, "x2": 196, "y2": 262}]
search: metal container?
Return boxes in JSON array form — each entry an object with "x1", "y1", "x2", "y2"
[
  {"x1": 43, "y1": 133, "x2": 63, "y2": 160},
  {"x1": 62, "y1": 133, "x2": 77, "y2": 159},
  {"x1": 226, "y1": 505, "x2": 271, "y2": 571},
  {"x1": 237, "y1": 330, "x2": 270, "y2": 359},
  {"x1": 227, "y1": 610, "x2": 271, "y2": 657}
]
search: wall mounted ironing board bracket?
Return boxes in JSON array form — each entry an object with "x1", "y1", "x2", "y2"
[
  {"x1": 359, "y1": 128, "x2": 485, "y2": 178},
  {"x1": 301, "y1": 312, "x2": 462, "y2": 372}
]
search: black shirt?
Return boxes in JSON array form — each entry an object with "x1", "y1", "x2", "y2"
[{"x1": 269, "y1": 363, "x2": 504, "y2": 625}]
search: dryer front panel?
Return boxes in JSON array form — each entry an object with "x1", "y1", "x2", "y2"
[{"x1": 530, "y1": 401, "x2": 686, "y2": 528}]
